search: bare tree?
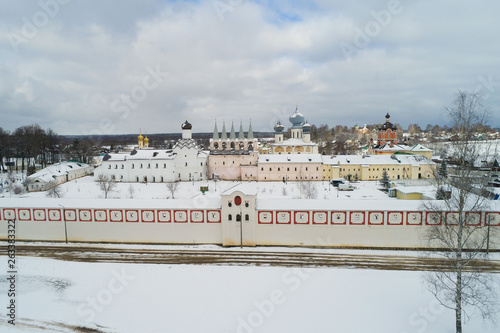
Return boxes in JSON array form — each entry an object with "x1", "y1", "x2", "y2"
[
  {"x1": 45, "y1": 180, "x2": 63, "y2": 198},
  {"x1": 128, "y1": 184, "x2": 135, "y2": 199},
  {"x1": 298, "y1": 181, "x2": 318, "y2": 199},
  {"x1": 422, "y1": 91, "x2": 498, "y2": 333},
  {"x1": 166, "y1": 181, "x2": 179, "y2": 199},
  {"x1": 95, "y1": 174, "x2": 116, "y2": 199}
]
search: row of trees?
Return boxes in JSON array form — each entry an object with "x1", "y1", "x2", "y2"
[
  {"x1": 0, "y1": 125, "x2": 97, "y2": 173},
  {"x1": 0, "y1": 125, "x2": 60, "y2": 172}
]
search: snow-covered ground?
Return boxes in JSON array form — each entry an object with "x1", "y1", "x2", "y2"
[
  {"x1": 0, "y1": 255, "x2": 498, "y2": 333},
  {"x1": 8, "y1": 175, "x2": 395, "y2": 201}
]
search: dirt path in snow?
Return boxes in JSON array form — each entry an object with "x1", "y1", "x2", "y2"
[{"x1": 3, "y1": 245, "x2": 500, "y2": 272}]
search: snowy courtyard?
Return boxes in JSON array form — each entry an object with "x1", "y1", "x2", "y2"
[
  {"x1": 0, "y1": 247, "x2": 499, "y2": 333},
  {"x1": 6, "y1": 175, "x2": 397, "y2": 201}
]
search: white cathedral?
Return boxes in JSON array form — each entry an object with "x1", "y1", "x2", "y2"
[
  {"x1": 270, "y1": 106, "x2": 319, "y2": 154},
  {"x1": 96, "y1": 121, "x2": 208, "y2": 183}
]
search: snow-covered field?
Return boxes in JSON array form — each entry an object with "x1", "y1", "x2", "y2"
[
  {"x1": 0, "y1": 254, "x2": 498, "y2": 333},
  {"x1": 7, "y1": 175, "x2": 395, "y2": 201}
]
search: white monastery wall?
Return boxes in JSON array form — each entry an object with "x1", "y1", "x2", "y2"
[{"x1": 1, "y1": 196, "x2": 499, "y2": 248}]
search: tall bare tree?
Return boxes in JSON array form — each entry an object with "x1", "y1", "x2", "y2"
[
  {"x1": 96, "y1": 174, "x2": 116, "y2": 199},
  {"x1": 422, "y1": 91, "x2": 498, "y2": 333},
  {"x1": 45, "y1": 180, "x2": 63, "y2": 198},
  {"x1": 166, "y1": 182, "x2": 179, "y2": 199}
]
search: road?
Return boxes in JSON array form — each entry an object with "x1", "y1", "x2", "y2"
[{"x1": 3, "y1": 245, "x2": 500, "y2": 272}]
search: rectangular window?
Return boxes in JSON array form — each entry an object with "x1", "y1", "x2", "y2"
[
  {"x1": 121, "y1": 165, "x2": 124, "y2": 169},
  {"x1": 156, "y1": 164, "x2": 158, "y2": 168},
  {"x1": 132, "y1": 164, "x2": 135, "y2": 169}
]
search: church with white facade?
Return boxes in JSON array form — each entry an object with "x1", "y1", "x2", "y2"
[
  {"x1": 96, "y1": 121, "x2": 208, "y2": 183},
  {"x1": 270, "y1": 106, "x2": 319, "y2": 154}
]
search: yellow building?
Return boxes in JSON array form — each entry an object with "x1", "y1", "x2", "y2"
[
  {"x1": 395, "y1": 188, "x2": 423, "y2": 200},
  {"x1": 321, "y1": 154, "x2": 436, "y2": 181}
]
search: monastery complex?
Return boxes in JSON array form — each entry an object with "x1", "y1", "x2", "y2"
[{"x1": 96, "y1": 107, "x2": 437, "y2": 183}]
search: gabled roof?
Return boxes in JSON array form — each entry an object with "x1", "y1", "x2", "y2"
[
  {"x1": 105, "y1": 150, "x2": 175, "y2": 161},
  {"x1": 321, "y1": 154, "x2": 435, "y2": 166},
  {"x1": 27, "y1": 162, "x2": 92, "y2": 183}
]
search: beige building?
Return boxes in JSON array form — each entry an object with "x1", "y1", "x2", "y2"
[
  {"x1": 208, "y1": 154, "x2": 258, "y2": 181},
  {"x1": 258, "y1": 154, "x2": 322, "y2": 181},
  {"x1": 321, "y1": 154, "x2": 436, "y2": 181}
]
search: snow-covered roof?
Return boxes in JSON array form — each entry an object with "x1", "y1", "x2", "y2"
[
  {"x1": 104, "y1": 149, "x2": 175, "y2": 161},
  {"x1": 258, "y1": 154, "x2": 322, "y2": 164},
  {"x1": 257, "y1": 198, "x2": 428, "y2": 211},
  {"x1": 393, "y1": 186, "x2": 434, "y2": 196},
  {"x1": 0, "y1": 197, "x2": 221, "y2": 210},
  {"x1": 271, "y1": 138, "x2": 318, "y2": 147},
  {"x1": 221, "y1": 183, "x2": 259, "y2": 196},
  {"x1": 28, "y1": 162, "x2": 92, "y2": 183},
  {"x1": 410, "y1": 144, "x2": 432, "y2": 152},
  {"x1": 376, "y1": 143, "x2": 412, "y2": 151},
  {"x1": 321, "y1": 154, "x2": 435, "y2": 166}
]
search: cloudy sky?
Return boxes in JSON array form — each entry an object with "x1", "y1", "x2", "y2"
[{"x1": 1, "y1": 0, "x2": 499, "y2": 135}]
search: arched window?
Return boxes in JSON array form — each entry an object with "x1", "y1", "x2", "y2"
[
  {"x1": 245, "y1": 214, "x2": 249, "y2": 221},
  {"x1": 228, "y1": 214, "x2": 232, "y2": 221},
  {"x1": 236, "y1": 214, "x2": 241, "y2": 222}
]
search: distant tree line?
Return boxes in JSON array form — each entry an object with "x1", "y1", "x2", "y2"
[{"x1": 0, "y1": 124, "x2": 97, "y2": 173}]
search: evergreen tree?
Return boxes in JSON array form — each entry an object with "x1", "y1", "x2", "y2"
[
  {"x1": 380, "y1": 169, "x2": 390, "y2": 189},
  {"x1": 438, "y1": 159, "x2": 448, "y2": 178}
]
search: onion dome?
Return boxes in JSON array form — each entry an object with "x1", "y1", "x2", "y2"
[
  {"x1": 378, "y1": 112, "x2": 397, "y2": 131},
  {"x1": 289, "y1": 106, "x2": 305, "y2": 129},
  {"x1": 181, "y1": 120, "x2": 192, "y2": 130},
  {"x1": 274, "y1": 121, "x2": 285, "y2": 133},
  {"x1": 138, "y1": 132, "x2": 144, "y2": 140},
  {"x1": 144, "y1": 136, "x2": 149, "y2": 143}
]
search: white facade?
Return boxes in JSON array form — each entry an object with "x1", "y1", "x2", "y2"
[
  {"x1": 27, "y1": 161, "x2": 93, "y2": 192},
  {"x1": 96, "y1": 121, "x2": 208, "y2": 183},
  {"x1": 2, "y1": 195, "x2": 499, "y2": 248},
  {"x1": 271, "y1": 107, "x2": 319, "y2": 154}
]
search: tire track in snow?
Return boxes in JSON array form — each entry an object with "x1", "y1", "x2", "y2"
[{"x1": 2, "y1": 245, "x2": 500, "y2": 272}]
